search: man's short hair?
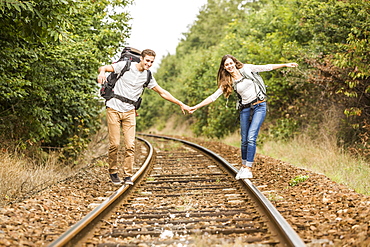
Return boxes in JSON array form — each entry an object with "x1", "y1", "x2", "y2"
[{"x1": 141, "y1": 49, "x2": 156, "y2": 58}]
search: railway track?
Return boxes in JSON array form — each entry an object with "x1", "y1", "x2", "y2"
[{"x1": 49, "y1": 134, "x2": 305, "y2": 247}]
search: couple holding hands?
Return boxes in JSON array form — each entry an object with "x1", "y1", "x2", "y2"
[{"x1": 97, "y1": 49, "x2": 298, "y2": 185}]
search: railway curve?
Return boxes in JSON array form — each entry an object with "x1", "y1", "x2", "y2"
[{"x1": 49, "y1": 134, "x2": 305, "y2": 246}]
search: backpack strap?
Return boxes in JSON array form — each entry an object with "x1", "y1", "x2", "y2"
[
  {"x1": 239, "y1": 67, "x2": 267, "y2": 102},
  {"x1": 116, "y1": 57, "x2": 132, "y2": 80},
  {"x1": 112, "y1": 68, "x2": 152, "y2": 108},
  {"x1": 139, "y1": 70, "x2": 152, "y2": 96},
  {"x1": 143, "y1": 70, "x2": 152, "y2": 88},
  {"x1": 233, "y1": 67, "x2": 268, "y2": 111},
  {"x1": 113, "y1": 94, "x2": 136, "y2": 105},
  {"x1": 239, "y1": 67, "x2": 254, "y2": 81},
  {"x1": 240, "y1": 67, "x2": 267, "y2": 96}
]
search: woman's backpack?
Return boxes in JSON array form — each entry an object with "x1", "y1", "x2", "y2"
[{"x1": 239, "y1": 67, "x2": 267, "y2": 101}]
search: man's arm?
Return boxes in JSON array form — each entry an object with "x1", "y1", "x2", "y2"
[
  {"x1": 97, "y1": 65, "x2": 114, "y2": 84},
  {"x1": 151, "y1": 85, "x2": 190, "y2": 114}
]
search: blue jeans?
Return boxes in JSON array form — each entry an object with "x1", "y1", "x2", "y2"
[{"x1": 240, "y1": 102, "x2": 267, "y2": 164}]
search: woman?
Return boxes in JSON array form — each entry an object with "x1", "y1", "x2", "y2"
[{"x1": 189, "y1": 54, "x2": 298, "y2": 179}]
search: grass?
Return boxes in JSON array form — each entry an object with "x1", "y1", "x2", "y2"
[
  {"x1": 1, "y1": 113, "x2": 368, "y2": 208},
  {"x1": 223, "y1": 130, "x2": 370, "y2": 195},
  {"x1": 220, "y1": 110, "x2": 370, "y2": 196},
  {"x1": 259, "y1": 134, "x2": 370, "y2": 195},
  {"x1": 0, "y1": 127, "x2": 108, "y2": 207},
  {"x1": 0, "y1": 148, "x2": 74, "y2": 206}
]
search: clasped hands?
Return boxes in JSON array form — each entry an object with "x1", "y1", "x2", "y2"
[{"x1": 180, "y1": 104, "x2": 198, "y2": 115}]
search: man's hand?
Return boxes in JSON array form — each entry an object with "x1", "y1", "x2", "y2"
[
  {"x1": 180, "y1": 104, "x2": 191, "y2": 115},
  {"x1": 97, "y1": 65, "x2": 114, "y2": 84},
  {"x1": 97, "y1": 72, "x2": 107, "y2": 85}
]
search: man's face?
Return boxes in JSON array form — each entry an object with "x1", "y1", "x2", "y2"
[{"x1": 140, "y1": 55, "x2": 155, "y2": 70}]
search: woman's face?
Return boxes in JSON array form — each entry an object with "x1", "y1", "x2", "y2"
[{"x1": 224, "y1": 58, "x2": 236, "y2": 73}]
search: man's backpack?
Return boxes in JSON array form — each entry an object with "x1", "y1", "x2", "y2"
[{"x1": 100, "y1": 47, "x2": 152, "y2": 110}]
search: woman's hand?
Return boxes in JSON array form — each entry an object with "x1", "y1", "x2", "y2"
[
  {"x1": 188, "y1": 106, "x2": 198, "y2": 114},
  {"x1": 286, "y1": 63, "x2": 298, "y2": 68}
]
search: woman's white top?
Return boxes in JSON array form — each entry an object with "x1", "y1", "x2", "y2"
[{"x1": 209, "y1": 64, "x2": 273, "y2": 104}]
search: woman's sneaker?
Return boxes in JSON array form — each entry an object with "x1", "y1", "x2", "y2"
[
  {"x1": 239, "y1": 167, "x2": 253, "y2": 179},
  {"x1": 235, "y1": 167, "x2": 244, "y2": 180}
]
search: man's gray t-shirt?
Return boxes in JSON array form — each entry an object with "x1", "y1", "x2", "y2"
[{"x1": 106, "y1": 61, "x2": 158, "y2": 113}]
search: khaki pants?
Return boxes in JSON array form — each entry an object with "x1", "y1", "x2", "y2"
[{"x1": 106, "y1": 107, "x2": 136, "y2": 176}]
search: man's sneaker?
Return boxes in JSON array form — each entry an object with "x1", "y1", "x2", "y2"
[
  {"x1": 235, "y1": 167, "x2": 244, "y2": 180},
  {"x1": 109, "y1": 173, "x2": 122, "y2": 185},
  {"x1": 239, "y1": 167, "x2": 253, "y2": 179},
  {"x1": 124, "y1": 177, "x2": 134, "y2": 185}
]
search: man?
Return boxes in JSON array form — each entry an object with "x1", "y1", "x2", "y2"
[{"x1": 97, "y1": 49, "x2": 189, "y2": 185}]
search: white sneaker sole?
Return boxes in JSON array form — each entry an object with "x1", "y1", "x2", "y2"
[
  {"x1": 239, "y1": 173, "x2": 253, "y2": 179},
  {"x1": 235, "y1": 168, "x2": 243, "y2": 180},
  {"x1": 239, "y1": 168, "x2": 253, "y2": 179}
]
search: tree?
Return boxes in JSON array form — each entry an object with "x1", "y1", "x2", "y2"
[
  {"x1": 300, "y1": 0, "x2": 370, "y2": 156},
  {"x1": 0, "y1": 0, "x2": 133, "y2": 158}
]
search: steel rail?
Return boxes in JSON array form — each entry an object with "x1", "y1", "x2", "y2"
[
  {"x1": 48, "y1": 136, "x2": 154, "y2": 247},
  {"x1": 139, "y1": 133, "x2": 306, "y2": 247}
]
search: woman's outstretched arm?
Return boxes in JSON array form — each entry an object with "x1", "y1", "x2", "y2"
[{"x1": 189, "y1": 88, "x2": 223, "y2": 114}]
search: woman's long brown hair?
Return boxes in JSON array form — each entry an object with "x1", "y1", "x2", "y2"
[{"x1": 217, "y1": 54, "x2": 244, "y2": 98}]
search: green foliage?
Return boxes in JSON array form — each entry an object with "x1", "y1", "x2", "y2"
[
  {"x1": 141, "y1": 0, "x2": 369, "y2": 160},
  {"x1": 139, "y1": 0, "x2": 248, "y2": 138},
  {"x1": 299, "y1": 0, "x2": 367, "y2": 53},
  {"x1": 216, "y1": 0, "x2": 310, "y2": 129},
  {"x1": 177, "y1": 0, "x2": 244, "y2": 54},
  {"x1": 268, "y1": 118, "x2": 299, "y2": 141},
  {"x1": 0, "y1": 0, "x2": 132, "y2": 159},
  {"x1": 300, "y1": 0, "x2": 369, "y2": 155},
  {"x1": 4, "y1": 0, "x2": 365, "y2": 160},
  {"x1": 288, "y1": 175, "x2": 309, "y2": 187},
  {"x1": 147, "y1": 0, "x2": 311, "y2": 139}
]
